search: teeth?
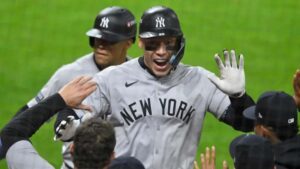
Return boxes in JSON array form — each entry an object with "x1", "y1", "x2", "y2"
[{"x1": 154, "y1": 59, "x2": 167, "y2": 63}]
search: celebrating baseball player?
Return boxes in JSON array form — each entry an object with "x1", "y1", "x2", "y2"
[
  {"x1": 10, "y1": 6, "x2": 137, "y2": 169},
  {"x1": 55, "y1": 6, "x2": 255, "y2": 169}
]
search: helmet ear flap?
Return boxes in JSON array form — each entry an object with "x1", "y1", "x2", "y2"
[
  {"x1": 89, "y1": 37, "x2": 95, "y2": 48},
  {"x1": 169, "y1": 36, "x2": 185, "y2": 67}
]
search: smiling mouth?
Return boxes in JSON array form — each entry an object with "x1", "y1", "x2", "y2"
[{"x1": 154, "y1": 59, "x2": 168, "y2": 67}]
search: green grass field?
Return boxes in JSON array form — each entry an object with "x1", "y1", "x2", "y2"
[{"x1": 1, "y1": 0, "x2": 299, "y2": 168}]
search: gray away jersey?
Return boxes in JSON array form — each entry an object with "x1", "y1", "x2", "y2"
[
  {"x1": 79, "y1": 58, "x2": 230, "y2": 169},
  {"x1": 27, "y1": 53, "x2": 99, "y2": 110}
]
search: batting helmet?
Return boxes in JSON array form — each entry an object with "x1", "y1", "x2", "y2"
[
  {"x1": 139, "y1": 6, "x2": 185, "y2": 67},
  {"x1": 86, "y1": 6, "x2": 137, "y2": 47}
]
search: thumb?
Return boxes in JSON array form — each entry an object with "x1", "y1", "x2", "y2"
[
  {"x1": 76, "y1": 104, "x2": 93, "y2": 112},
  {"x1": 207, "y1": 73, "x2": 221, "y2": 87}
]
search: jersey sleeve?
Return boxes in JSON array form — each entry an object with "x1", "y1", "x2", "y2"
[
  {"x1": 27, "y1": 68, "x2": 66, "y2": 108},
  {"x1": 207, "y1": 87, "x2": 230, "y2": 118},
  {"x1": 74, "y1": 75, "x2": 111, "y2": 118},
  {"x1": 6, "y1": 140, "x2": 54, "y2": 169},
  {"x1": 197, "y1": 67, "x2": 230, "y2": 118}
]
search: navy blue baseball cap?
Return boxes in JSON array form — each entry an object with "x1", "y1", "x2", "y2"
[
  {"x1": 230, "y1": 134, "x2": 274, "y2": 169},
  {"x1": 108, "y1": 156, "x2": 145, "y2": 169},
  {"x1": 243, "y1": 91, "x2": 298, "y2": 137}
]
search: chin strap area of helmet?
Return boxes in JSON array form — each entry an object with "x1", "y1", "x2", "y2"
[{"x1": 169, "y1": 36, "x2": 185, "y2": 67}]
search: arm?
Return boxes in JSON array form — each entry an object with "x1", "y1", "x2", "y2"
[
  {"x1": 54, "y1": 77, "x2": 110, "y2": 141},
  {"x1": 208, "y1": 50, "x2": 255, "y2": 131},
  {"x1": 0, "y1": 76, "x2": 96, "y2": 159},
  {"x1": 219, "y1": 93, "x2": 255, "y2": 132},
  {"x1": 293, "y1": 69, "x2": 300, "y2": 110}
]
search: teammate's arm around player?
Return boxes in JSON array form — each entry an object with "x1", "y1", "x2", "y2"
[{"x1": 0, "y1": 76, "x2": 96, "y2": 169}]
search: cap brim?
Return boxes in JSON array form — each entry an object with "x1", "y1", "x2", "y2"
[
  {"x1": 243, "y1": 106, "x2": 256, "y2": 120},
  {"x1": 86, "y1": 29, "x2": 125, "y2": 43},
  {"x1": 139, "y1": 32, "x2": 164, "y2": 38},
  {"x1": 86, "y1": 29, "x2": 103, "y2": 38}
]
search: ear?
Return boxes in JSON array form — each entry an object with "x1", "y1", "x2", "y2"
[
  {"x1": 125, "y1": 39, "x2": 133, "y2": 49},
  {"x1": 260, "y1": 125, "x2": 273, "y2": 137},
  {"x1": 138, "y1": 38, "x2": 144, "y2": 49}
]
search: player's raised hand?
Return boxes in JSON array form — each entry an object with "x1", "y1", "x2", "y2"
[
  {"x1": 199, "y1": 146, "x2": 229, "y2": 169},
  {"x1": 207, "y1": 50, "x2": 245, "y2": 97},
  {"x1": 293, "y1": 69, "x2": 300, "y2": 108},
  {"x1": 58, "y1": 76, "x2": 97, "y2": 111},
  {"x1": 200, "y1": 146, "x2": 216, "y2": 169}
]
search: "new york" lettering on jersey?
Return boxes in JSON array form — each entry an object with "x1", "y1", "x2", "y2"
[{"x1": 120, "y1": 98, "x2": 195, "y2": 126}]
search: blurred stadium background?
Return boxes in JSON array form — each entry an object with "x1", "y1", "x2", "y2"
[{"x1": 1, "y1": 0, "x2": 299, "y2": 168}]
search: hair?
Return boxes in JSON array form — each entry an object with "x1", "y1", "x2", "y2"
[
  {"x1": 73, "y1": 118, "x2": 116, "y2": 169},
  {"x1": 266, "y1": 125, "x2": 299, "y2": 141}
]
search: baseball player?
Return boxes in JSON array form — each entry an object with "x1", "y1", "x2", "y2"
[
  {"x1": 243, "y1": 91, "x2": 300, "y2": 169},
  {"x1": 15, "y1": 6, "x2": 136, "y2": 115},
  {"x1": 0, "y1": 76, "x2": 97, "y2": 169},
  {"x1": 0, "y1": 76, "x2": 144, "y2": 169},
  {"x1": 12, "y1": 6, "x2": 137, "y2": 169},
  {"x1": 55, "y1": 6, "x2": 255, "y2": 169}
]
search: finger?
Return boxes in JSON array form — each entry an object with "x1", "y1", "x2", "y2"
[
  {"x1": 66, "y1": 116, "x2": 75, "y2": 123},
  {"x1": 211, "y1": 146, "x2": 216, "y2": 167},
  {"x1": 194, "y1": 161, "x2": 200, "y2": 169},
  {"x1": 82, "y1": 82, "x2": 97, "y2": 95},
  {"x1": 57, "y1": 120, "x2": 67, "y2": 130},
  {"x1": 78, "y1": 76, "x2": 93, "y2": 85},
  {"x1": 222, "y1": 160, "x2": 229, "y2": 169},
  {"x1": 82, "y1": 80, "x2": 97, "y2": 89},
  {"x1": 230, "y1": 50, "x2": 237, "y2": 68},
  {"x1": 207, "y1": 73, "x2": 221, "y2": 87},
  {"x1": 200, "y1": 153, "x2": 205, "y2": 169},
  {"x1": 71, "y1": 76, "x2": 85, "y2": 84},
  {"x1": 53, "y1": 134, "x2": 61, "y2": 141},
  {"x1": 205, "y1": 147, "x2": 210, "y2": 167},
  {"x1": 76, "y1": 104, "x2": 93, "y2": 112},
  {"x1": 223, "y1": 50, "x2": 230, "y2": 67},
  {"x1": 238, "y1": 54, "x2": 244, "y2": 70},
  {"x1": 214, "y1": 54, "x2": 225, "y2": 71}
]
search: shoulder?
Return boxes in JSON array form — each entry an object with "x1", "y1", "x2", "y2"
[
  {"x1": 56, "y1": 53, "x2": 97, "y2": 75},
  {"x1": 94, "y1": 58, "x2": 139, "y2": 81}
]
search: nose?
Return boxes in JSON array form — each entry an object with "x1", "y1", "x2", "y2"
[{"x1": 155, "y1": 42, "x2": 167, "y2": 55}]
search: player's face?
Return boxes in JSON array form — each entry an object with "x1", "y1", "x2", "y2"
[
  {"x1": 93, "y1": 38, "x2": 132, "y2": 69},
  {"x1": 139, "y1": 37, "x2": 178, "y2": 77}
]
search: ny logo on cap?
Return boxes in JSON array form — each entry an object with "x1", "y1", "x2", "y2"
[
  {"x1": 155, "y1": 17, "x2": 165, "y2": 28},
  {"x1": 258, "y1": 112, "x2": 263, "y2": 119},
  {"x1": 288, "y1": 118, "x2": 294, "y2": 124},
  {"x1": 100, "y1": 17, "x2": 109, "y2": 28}
]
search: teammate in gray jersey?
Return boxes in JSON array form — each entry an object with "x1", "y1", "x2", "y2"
[
  {"x1": 55, "y1": 6, "x2": 255, "y2": 169},
  {"x1": 13, "y1": 6, "x2": 137, "y2": 169}
]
